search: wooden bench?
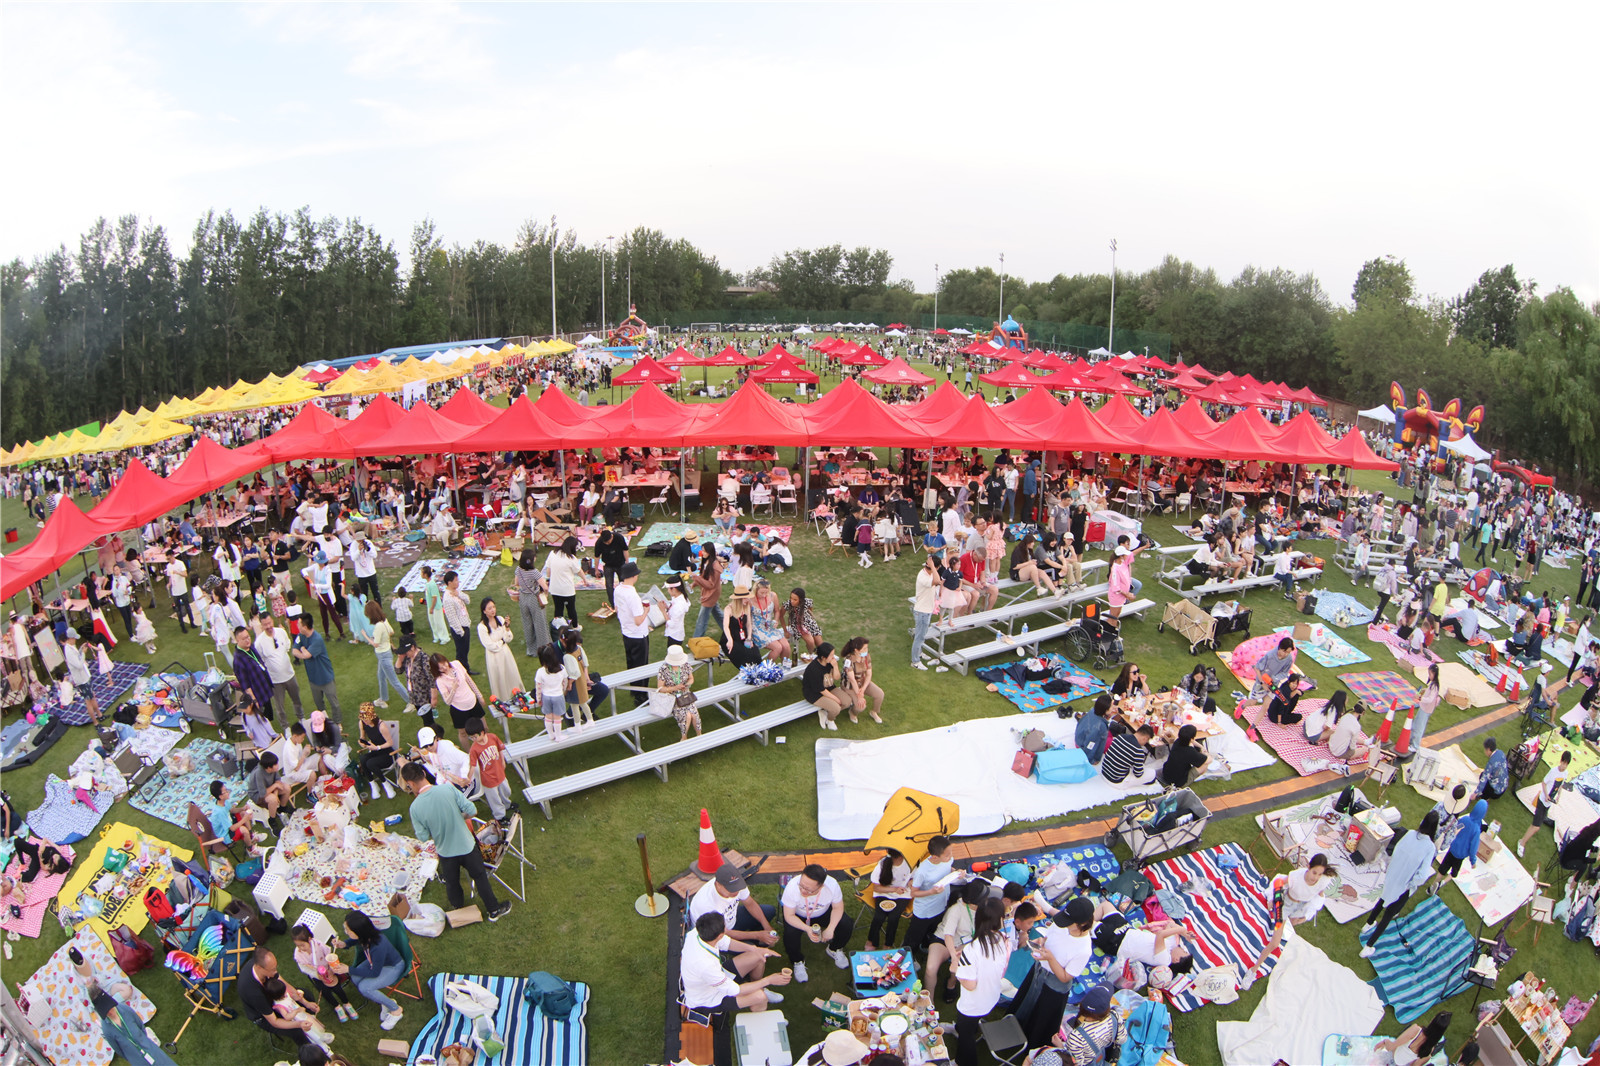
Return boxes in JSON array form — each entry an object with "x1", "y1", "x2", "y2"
[{"x1": 519, "y1": 699, "x2": 818, "y2": 818}]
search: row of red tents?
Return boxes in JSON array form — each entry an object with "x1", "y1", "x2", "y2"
[{"x1": 2, "y1": 380, "x2": 1388, "y2": 600}]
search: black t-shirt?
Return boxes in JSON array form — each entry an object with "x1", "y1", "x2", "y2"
[
  {"x1": 271, "y1": 541, "x2": 296, "y2": 573},
  {"x1": 802, "y1": 659, "x2": 833, "y2": 704},
  {"x1": 236, "y1": 964, "x2": 273, "y2": 1024},
  {"x1": 1160, "y1": 745, "x2": 1207, "y2": 787}
]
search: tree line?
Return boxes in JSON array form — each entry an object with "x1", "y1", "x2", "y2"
[{"x1": 3, "y1": 214, "x2": 1596, "y2": 487}]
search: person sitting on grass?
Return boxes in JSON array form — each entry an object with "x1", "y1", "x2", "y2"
[
  {"x1": 681, "y1": 911, "x2": 790, "y2": 1019},
  {"x1": 1248, "y1": 853, "x2": 1334, "y2": 977}
]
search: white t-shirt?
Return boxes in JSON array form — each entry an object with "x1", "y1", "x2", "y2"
[
  {"x1": 533, "y1": 667, "x2": 567, "y2": 701},
  {"x1": 666, "y1": 596, "x2": 690, "y2": 641},
  {"x1": 954, "y1": 933, "x2": 1015, "y2": 1017},
  {"x1": 615, "y1": 583, "x2": 649, "y2": 639},
  {"x1": 427, "y1": 740, "x2": 471, "y2": 785},
  {"x1": 1286, "y1": 867, "x2": 1330, "y2": 905},
  {"x1": 1328, "y1": 714, "x2": 1364, "y2": 758},
  {"x1": 1538, "y1": 765, "x2": 1567, "y2": 807},
  {"x1": 780, "y1": 876, "x2": 843, "y2": 923},
  {"x1": 254, "y1": 627, "x2": 296, "y2": 684},
  {"x1": 1116, "y1": 928, "x2": 1173, "y2": 967},
  {"x1": 1036, "y1": 924, "x2": 1092, "y2": 982},
  {"x1": 681, "y1": 933, "x2": 739, "y2": 1009},
  {"x1": 1301, "y1": 702, "x2": 1332, "y2": 741},
  {"x1": 689, "y1": 878, "x2": 748, "y2": 929}
]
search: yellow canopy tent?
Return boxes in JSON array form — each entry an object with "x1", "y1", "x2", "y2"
[
  {"x1": 545, "y1": 338, "x2": 577, "y2": 354},
  {"x1": 350, "y1": 362, "x2": 405, "y2": 396},
  {"x1": 130, "y1": 405, "x2": 157, "y2": 423},
  {"x1": 118, "y1": 417, "x2": 194, "y2": 448},
  {"x1": 394, "y1": 357, "x2": 434, "y2": 383}
]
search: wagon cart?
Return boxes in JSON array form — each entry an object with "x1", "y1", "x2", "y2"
[
  {"x1": 1157, "y1": 599, "x2": 1216, "y2": 654},
  {"x1": 1107, "y1": 788, "x2": 1212, "y2": 863}
]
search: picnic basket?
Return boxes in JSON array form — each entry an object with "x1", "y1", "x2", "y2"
[{"x1": 1158, "y1": 599, "x2": 1217, "y2": 654}]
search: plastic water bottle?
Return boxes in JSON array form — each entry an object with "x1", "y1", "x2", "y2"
[{"x1": 1018, "y1": 623, "x2": 1029, "y2": 656}]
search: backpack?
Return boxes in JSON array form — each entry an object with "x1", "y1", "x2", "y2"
[
  {"x1": 1566, "y1": 896, "x2": 1595, "y2": 943},
  {"x1": 144, "y1": 885, "x2": 175, "y2": 924},
  {"x1": 1122, "y1": 998, "x2": 1174, "y2": 1066},
  {"x1": 1092, "y1": 912, "x2": 1130, "y2": 957},
  {"x1": 523, "y1": 971, "x2": 577, "y2": 1021}
]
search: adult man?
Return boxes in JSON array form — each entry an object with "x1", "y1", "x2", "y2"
[
  {"x1": 290, "y1": 624, "x2": 343, "y2": 726},
  {"x1": 238, "y1": 947, "x2": 319, "y2": 1049},
  {"x1": 440, "y1": 571, "x2": 475, "y2": 673},
  {"x1": 412, "y1": 725, "x2": 474, "y2": 792},
  {"x1": 91, "y1": 990, "x2": 178, "y2": 1066},
  {"x1": 167, "y1": 555, "x2": 196, "y2": 635},
  {"x1": 253, "y1": 614, "x2": 303, "y2": 723},
  {"x1": 246, "y1": 751, "x2": 295, "y2": 823},
  {"x1": 109, "y1": 563, "x2": 135, "y2": 637},
  {"x1": 667, "y1": 529, "x2": 699, "y2": 575},
  {"x1": 681, "y1": 912, "x2": 788, "y2": 1020},
  {"x1": 399, "y1": 761, "x2": 510, "y2": 921},
  {"x1": 231, "y1": 626, "x2": 276, "y2": 714},
  {"x1": 1100, "y1": 725, "x2": 1153, "y2": 785},
  {"x1": 1517, "y1": 750, "x2": 1571, "y2": 858},
  {"x1": 689, "y1": 862, "x2": 779, "y2": 962},
  {"x1": 464, "y1": 718, "x2": 511, "y2": 822},
  {"x1": 1440, "y1": 600, "x2": 1481, "y2": 643},
  {"x1": 1253, "y1": 637, "x2": 1299, "y2": 701},
  {"x1": 1003, "y1": 463, "x2": 1020, "y2": 521},
  {"x1": 903, "y1": 835, "x2": 958, "y2": 953},
  {"x1": 613, "y1": 562, "x2": 651, "y2": 705},
  {"x1": 268, "y1": 529, "x2": 297, "y2": 591},
  {"x1": 958, "y1": 546, "x2": 997, "y2": 614},
  {"x1": 779, "y1": 863, "x2": 854, "y2": 983},
  {"x1": 350, "y1": 535, "x2": 379, "y2": 602}
]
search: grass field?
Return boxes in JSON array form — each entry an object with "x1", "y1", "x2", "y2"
[{"x1": 2, "y1": 354, "x2": 1596, "y2": 1066}]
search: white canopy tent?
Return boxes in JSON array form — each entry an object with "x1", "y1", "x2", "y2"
[
  {"x1": 791, "y1": 325, "x2": 814, "y2": 335},
  {"x1": 1087, "y1": 346, "x2": 1112, "y2": 357},
  {"x1": 577, "y1": 334, "x2": 604, "y2": 347},
  {"x1": 1441, "y1": 433, "x2": 1492, "y2": 462},
  {"x1": 1356, "y1": 404, "x2": 1395, "y2": 423},
  {"x1": 948, "y1": 328, "x2": 973, "y2": 336},
  {"x1": 884, "y1": 329, "x2": 907, "y2": 338}
]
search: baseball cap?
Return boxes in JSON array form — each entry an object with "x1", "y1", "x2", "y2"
[
  {"x1": 1063, "y1": 896, "x2": 1097, "y2": 927},
  {"x1": 1080, "y1": 985, "x2": 1113, "y2": 1013},
  {"x1": 310, "y1": 710, "x2": 327, "y2": 733},
  {"x1": 618, "y1": 562, "x2": 640, "y2": 580},
  {"x1": 416, "y1": 726, "x2": 437, "y2": 747},
  {"x1": 713, "y1": 862, "x2": 747, "y2": 892},
  {"x1": 397, "y1": 634, "x2": 417, "y2": 653}
]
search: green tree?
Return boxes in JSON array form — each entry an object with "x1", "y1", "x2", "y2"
[
  {"x1": 1452, "y1": 265, "x2": 1531, "y2": 350},
  {"x1": 1351, "y1": 255, "x2": 1415, "y2": 309}
]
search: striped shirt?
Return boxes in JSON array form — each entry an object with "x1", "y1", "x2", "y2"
[
  {"x1": 442, "y1": 588, "x2": 470, "y2": 634},
  {"x1": 1100, "y1": 733, "x2": 1146, "y2": 784}
]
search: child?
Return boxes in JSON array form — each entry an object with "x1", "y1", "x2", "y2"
[
  {"x1": 855, "y1": 515, "x2": 874, "y2": 568},
  {"x1": 131, "y1": 603, "x2": 158, "y2": 655},
  {"x1": 533, "y1": 644, "x2": 569, "y2": 741},
  {"x1": 263, "y1": 975, "x2": 334, "y2": 1049},
  {"x1": 389, "y1": 586, "x2": 414, "y2": 637},
  {"x1": 561, "y1": 629, "x2": 597, "y2": 730},
  {"x1": 266, "y1": 581, "x2": 288, "y2": 620},
  {"x1": 922, "y1": 520, "x2": 946, "y2": 555},
  {"x1": 206, "y1": 780, "x2": 264, "y2": 848},
  {"x1": 291, "y1": 924, "x2": 356, "y2": 1022},
  {"x1": 465, "y1": 717, "x2": 511, "y2": 822}
]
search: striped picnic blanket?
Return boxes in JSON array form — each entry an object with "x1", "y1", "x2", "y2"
[
  {"x1": 1337, "y1": 670, "x2": 1420, "y2": 711},
  {"x1": 1365, "y1": 895, "x2": 1473, "y2": 1024},
  {"x1": 1141, "y1": 843, "x2": 1280, "y2": 1012},
  {"x1": 408, "y1": 972, "x2": 589, "y2": 1066}
]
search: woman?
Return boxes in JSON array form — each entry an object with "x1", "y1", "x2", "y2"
[
  {"x1": 1048, "y1": 984, "x2": 1123, "y2": 1066},
  {"x1": 1110, "y1": 663, "x2": 1151, "y2": 700},
  {"x1": 1249, "y1": 853, "x2": 1335, "y2": 973},
  {"x1": 1327, "y1": 697, "x2": 1370, "y2": 762},
  {"x1": 731, "y1": 541, "x2": 757, "y2": 588},
  {"x1": 1159, "y1": 724, "x2": 1211, "y2": 787},
  {"x1": 546, "y1": 536, "x2": 583, "y2": 630},
  {"x1": 1178, "y1": 664, "x2": 1219, "y2": 715},
  {"x1": 291, "y1": 923, "x2": 356, "y2": 1023},
  {"x1": 1009, "y1": 534, "x2": 1061, "y2": 596},
  {"x1": 1415, "y1": 664, "x2": 1442, "y2": 752},
  {"x1": 1359, "y1": 810, "x2": 1440, "y2": 958},
  {"x1": 712, "y1": 497, "x2": 739, "y2": 533},
  {"x1": 663, "y1": 578, "x2": 690, "y2": 649},
  {"x1": 421, "y1": 565, "x2": 447, "y2": 646},
  {"x1": 477, "y1": 597, "x2": 523, "y2": 702},
  {"x1": 352, "y1": 702, "x2": 398, "y2": 800},
  {"x1": 927, "y1": 880, "x2": 986, "y2": 1005},
  {"x1": 863, "y1": 849, "x2": 911, "y2": 951},
  {"x1": 429, "y1": 652, "x2": 486, "y2": 751},
  {"x1": 656, "y1": 644, "x2": 700, "y2": 742},
  {"x1": 802, "y1": 643, "x2": 845, "y2": 731},
  {"x1": 722, "y1": 585, "x2": 764, "y2": 667},
  {"x1": 577, "y1": 480, "x2": 601, "y2": 525},
  {"x1": 1054, "y1": 531, "x2": 1086, "y2": 591},
  {"x1": 838, "y1": 637, "x2": 884, "y2": 725},
  {"x1": 785, "y1": 587, "x2": 822, "y2": 659},
  {"x1": 1375, "y1": 1012, "x2": 1454, "y2": 1066},
  {"x1": 240, "y1": 534, "x2": 265, "y2": 594},
  {"x1": 363, "y1": 601, "x2": 407, "y2": 710},
  {"x1": 749, "y1": 579, "x2": 790, "y2": 661},
  {"x1": 206, "y1": 586, "x2": 245, "y2": 656},
  {"x1": 341, "y1": 912, "x2": 406, "y2": 1032},
  {"x1": 1011, "y1": 897, "x2": 1098, "y2": 1049},
  {"x1": 510, "y1": 547, "x2": 551, "y2": 657},
  {"x1": 952, "y1": 896, "x2": 1014, "y2": 1066}
]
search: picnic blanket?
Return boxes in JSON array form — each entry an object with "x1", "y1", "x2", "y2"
[
  {"x1": 1449, "y1": 840, "x2": 1534, "y2": 926},
  {"x1": 1405, "y1": 743, "x2": 1484, "y2": 805},
  {"x1": 278, "y1": 809, "x2": 431, "y2": 918},
  {"x1": 1540, "y1": 730, "x2": 1600, "y2": 775},
  {"x1": 1140, "y1": 843, "x2": 1280, "y2": 1012},
  {"x1": 1320, "y1": 1036, "x2": 1418, "y2": 1066},
  {"x1": 40, "y1": 660, "x2": 149, "y2": 725},
  {"x1": 1423, "y1": 660, "x2": 1504, "y2": 708},
  {"x1": 0, "y1": 714, "x2": 69, "y2": 771},
  {"x1": 1368, "y1": 624, "x2": 1443, "y2": 672},
  {"x1": 1365, "y1": 895, "x2": 1474, "y2": 1024},
  {"x1": 1012, "y1": 844, "x2": 1124, "y2": 1003},
  {"x1": 393, "y1": 556, "x2": 495, "y2": 594},
  {"x1": 1245, "y1": 699, "x2": 1374, "y2": 777},
  {"x1": 18, "y1": 927, "x2": 160, "y2": 1066},
  {"x1": 407, "y1": 972, "x2": 590, "y2": 1066},
  {"x1": 637, "y1": 521, "x2": 794, "y2": 548},
  {"x1": 975, "y1": 654, "x2": 1108, "y2": 712},
  {"x1": 1571, "y1": 763, "x2": 1600, "y2": 808},
  {"x1": 0, "y1": 837, "x2": 76, "y2": 938},
  {"x1": 1338, "y1": 671, "x2": 1420, "y2": 712},
  {"x1": 1253, "y1": 795, "x2": 1388, "y2": 923},
  {"x1": 25, "y1": 774, "x2": 117, "y2": 844},
  {"x1": 116, "y1": 722, "x2": 184, "y2": 764},
  {"x1": 1313, "y1": 592, "x2": 1377, "y2": 629},
  {"x1": 56, "y1": 822, "x2": 192, "y2": 943},
  {"x1": 1216, "y1": 936, "x2": 1384, "y2": 1066},
  {"x1": 1273, "y1": 626, "x2": 1370, "y2": 668},
  {"x1": 1515, "y1": 780, "x2": 1600, "y2": 841},
  {"x1": 128, "y1": 736, "x2": 251, "y2": 829},
  {"x1": 1219, "y1": 634, "x2": 1312, "y2": 693}
]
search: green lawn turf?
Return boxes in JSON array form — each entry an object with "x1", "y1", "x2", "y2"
[{"x1": 2, "y1": 350, "x2": 1596, "y2": 1065}]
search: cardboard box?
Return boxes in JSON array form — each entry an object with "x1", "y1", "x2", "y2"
[
  {"x1": 445, "y1": 905, "x2": 482, "y2": 928},
  {"x1": 1444, "y1": 688, "x2": 1472, "y2": 708},
  {"x1": 377, "y1": 1038, "x2": 409, "y2": 1058}
]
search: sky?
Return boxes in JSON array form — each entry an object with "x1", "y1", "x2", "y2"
[{"x1": 2, "y1": 2, "x2": 1597, "y2": 307}]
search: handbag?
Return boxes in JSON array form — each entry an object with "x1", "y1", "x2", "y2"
[
  {"x1": 109, "y1": 924, "x2": 155, "y2": 975},
  {"x1": 1011, "y1": 750, "x2": 1036, "y2": 778}
]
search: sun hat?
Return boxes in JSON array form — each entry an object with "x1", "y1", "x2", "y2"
[
  {"x1": 731, "y1": 584, "x2": 752, "y2": 599},
  {"x1": 618, "y1": 562, "x2": 641, "y2": 580},
  {"x1": 683, "y1": 530, "x2": 699, "y2": 541},
  {"x1": 664, "y1": 645, "x2": 690, "y2": 667},
  {"x1": 821, "y1": 1030, "x2": 871, "y2": 1066}
]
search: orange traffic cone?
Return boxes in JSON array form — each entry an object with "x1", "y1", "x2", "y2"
[
  {"x1": 1375, "y1": 700, "x2": 1397, "y2": 745},
  {"x1": 1394, "y1": 706, "x2": 1417, "y2": 757},
  {"x1": 696, "y1": 808, "x2": 723, "y2": 875}
]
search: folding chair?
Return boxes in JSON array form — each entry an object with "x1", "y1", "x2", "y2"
[
  {"x1": 775, "y1": 484, "x2": 798, "y2": 515},
  {"x1": 1360, "y1": 746, "x2": 1398, "y2": 801},
  {"x1": 629, "y1": 503, "x2": 645, "y2": 526},
  {"x1": 113, "y1": 745, "x2": 162, "y2": 803},
  {"x1": 381, "y1": 912, "x2": 425, "y2": 1001},
  {"x1": 980, "y1": 1014, "x2": 1029, "y2": 1066},
  {"x1": 475, "y1": 812, "x2": 532, "y2": 902},
  {"x1": 750, "y1": 485, "x2": 774, "y2": 516},
  {"x1": 648, "y1": 487, "x2": 672, "y2": 515}
]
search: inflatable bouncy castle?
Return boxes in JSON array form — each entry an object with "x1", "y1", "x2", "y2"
[
  {"x1": 1390, "y1": 382, "x2": 1484, "y2": 451},
  {"x1": 987, "y1": 316, "x2": 1028, "y2": 351}
]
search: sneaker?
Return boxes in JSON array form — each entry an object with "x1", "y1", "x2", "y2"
[
  {"x1": 370, "y1": 782, "x2": 381, "y2": 800},
  {"x1": 380, "y1": 1007, "x2": 404, "y2": 1030},
  {"x1": 827, "y1": 947, "x2": 849, "y2": 969},
  {"x1": 383, "y1": 781, "x2": 396, "y2": 799},
  {"x1": 373, "y1": 699, "x2": 388, "y2": 709},
  {"x1": 913, "y1": 662, "x2": 929, "y2": 671},
  {"x1": 1516, "y1": 842, "x2": 1525, "y2": 858},
  {"x1": 487, "y1": 902, "x2": 512, "y2": 922},
  {"x1": 345, "y1": 1007, "x2": 358, "y2": 1021},
  {"x1": 793, "y1": 961, "x2": 809, "y2": 983},
  {"x1": 935, "y1": 665, "x2": 949, "y2": 673},
  {"x1": 1035, "y1": 587, "x2": 1048, "y2": 598},
  {"x1": 764, "y1": 988, "x2": 784, "y2": 1004},
  {"x1": 1358, "y1": 944, "x2": 1376, "y2": 959}
]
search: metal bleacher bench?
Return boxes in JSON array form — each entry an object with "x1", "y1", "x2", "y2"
[{"x1": 918, "y1": 581, "x2": 1110, "y2": 674}]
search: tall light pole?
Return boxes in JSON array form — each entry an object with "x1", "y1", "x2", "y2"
[
  {"x1": 998, "y1": 252, "x2": 1006, "y2": 323},
  {"x1": 933, "y1": 263, "x2": 940, "y2": 335},
  {"x1": 549, "y1": 215, "x2": 558, "y2": 338},
  {"x1": 601, "y1": 235, "x2": 615, "y2": 338},
  {"x1": 1107, "y1": 238, "x2": 1117, "y2": 355}
]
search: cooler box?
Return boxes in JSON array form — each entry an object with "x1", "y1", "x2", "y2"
[{"x1": 734, "y1": 1009, "x2": 792, "y2": 1066}]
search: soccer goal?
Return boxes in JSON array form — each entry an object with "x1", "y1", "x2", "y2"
[{"x1": 688, "y1": 322, "x2": 721, "y2": 333}]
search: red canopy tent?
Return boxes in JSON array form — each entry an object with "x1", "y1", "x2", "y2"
[
  {"x1": 1020, "y1": 350, "x2": 1070, "y2": 371},
  {"x1": 1272, "y1": 412, "x2": 1343, "y2": 464},
  {"x1": 1036, "y1": 368, "x2": 1096, "y2": 393},
  {"x1": 1080, "y1": 364, "x2": 1153, "y2": 397},
  {"x1": 1163, "y1": 368, "x2": 1208, "y2": 393},
  {"x1": 924, "y1": 394, "x2": 1034, "y2": 448},
  {"x1": 531, "y1": 385, "x2": 597, "y2": 425},
  {"x1": 302, "y1": 366, "x2": 342, "y2": 384},
  {"x1": 1041, "y1": 397, "x2": 1135, "y2": 453},
  {"x1": 1172, "y1": 398, "x2": 1219, "y2": 438},
  {"x1": 1289, "y1": 385, "x2": 1326, "y2": 407},
  {"x1": 752, "y1": 344, "x2": 790, "y2": 365},
  {"x1": 256, "y1": 404, "x2": 360, "y2": 462},
  {"x1": 356, "y1": 403, "x2": 475, "y2": 456},
  {"x1": 89, "y1": 458, "x2": 172, "y2": 532},
  {"x1": 861, "y1": 357, "x2": 934, "y2": 387},
  {"x1": 342, "y1": 394, "x2": 407, "y2": 447},
  {"x1": 703, "y1": 346, "x2": 752, "y2": 367},
  {"x1": 1325, "y1": 430, "x2": 1399, "y2": 471},
  {"x1": 686, "y1": 382, "x2": 810, "y2": 447},
  {"x1": 1198, "y1": 408, "x2": 1283, "y2": 461},
  {"x1": 1142, "y1": 354, "x2": 1173, "y2": 372},
  {"x1": 610, "y1": 355, "x2": 682, "y2": 387},
  {"x1": 659, "y1": 346, "x2": 702, "y2": 367},
  {"x1": 802, "y1": 379, "x2": 929, "y2": 447},
  {"x1": 978, "y1": 362, "x2": 1048, "y2": 388},
  {"x1": 1095, "y1": 395, "x2": 1147, "y2": 436},
  {"x1": 1121, "y1": 405, "x2": 1215, "y2": 458},
  {"x1": 902, "y1": 380, "x2": 969, "y2": 421},
  {"x1": 0, "y1": 499, "x2": 109, "y2": 599},
  {"x1": 838, "y1": 346, "x2": 888, "y2": 367},
  {"x1": 458, "y1": 395, "x2": 563, "y2": 452},
  {"x1": 564, "y1": 384, "x2": 699, "y2": 448},
  {"x1": 1185, "y1": 363, "x2": 1217, "y2": 380},
  {"x1": 750, "y1": 354, "x2": 819, "y2": 385},
  {"x1": 162, "y1": 437, "x2": 270, "y2": 504},
  {"x1": 436, "y1": 389, "x2": 498, "y2": 430}
]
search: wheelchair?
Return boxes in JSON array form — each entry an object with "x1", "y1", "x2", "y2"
[{"x1": 1062, "y1": 602, "x2": 1126, "y2": 670}]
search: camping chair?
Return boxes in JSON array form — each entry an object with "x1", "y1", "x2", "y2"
[
  {"x1": 186, "y1": 801, "x2": 245, "y2": 862},
  {"x1": 1173, "y1": 492, "x2": 1192, "y2": 519},
  {"x1": 478, "y1": 812, "x2": 531, "y2": 902},
  {"x1": 1512, "y1": 865, "x2": 1557, "y2": 945},
  {"x1": 1248, "y1": 810, "x2": 1304, "y2": 874},
  {"x1": 629, "y1": 503, "x2": 645, "y2": 526},
  {"x1": 167, "y1": 910, "x2": 254, "y2": 1046},
  {"x1": 775, "y1": 484, "x2": 798, "y2": 515},
  {"x1": 381, "y1": 912, "x2": 425, "y2": 1001},
  {"x1": 980, "y1": 1015, "x2": 1029, "y2": 1066},
  {"x1": 113, "y1": 745, "x2": 162, "y2": 803},
  {"x1": 1359, "y1": 745, "x2": 1398, "y2": 801}
]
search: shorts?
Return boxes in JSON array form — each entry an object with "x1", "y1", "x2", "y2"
[
  {"x1": 1439, "y1": 850, "x2": 1468, "y2": 880},
  {"x1": 448, "y1": 701, "x2": 482, "y2": 730},
  {"x1": 1532, "y1": 800, "x2": 1553, "y2": 828},
  {"x1": 540, "y1": 693, "x2": 565, "y2": 717}
]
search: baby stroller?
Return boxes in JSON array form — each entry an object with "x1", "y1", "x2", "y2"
[{"x1": 1062, "y1": 602, "x2": 1125, "y2": 670}]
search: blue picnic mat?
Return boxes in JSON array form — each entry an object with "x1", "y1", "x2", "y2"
[
  {"x1": 129, "y1": 737, "x2": 251, "y2": 829},
  {"x1": 40, "y1": 661, "x2": 149, "y2": 726},
  {"x1": 1313, "y1": 592, "x2": 1376, "y2": 629},
  {"x1": 1366, "y1": 895, "x2": 1474, "y2": 1024},
  {"x1": 1272, "y1": 626, "x2": 1370, "y2": 668},
  {"x1": 25, "y1": 774, "x2": 117, "y2": 845},
  {"x1": 407, "y1": 972, "x2": 589, "y2": 1066},
  {"x1": 976, "y1": 654, "x2": 1108, "y2": 712},
  {"x1": 1014, "y1": 843, "x2": 1126, "y2": 1003}
]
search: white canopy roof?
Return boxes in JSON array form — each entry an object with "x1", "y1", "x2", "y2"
[
  {"x1": 1441, "y1": 433, "x2": 1492, "y2": 461},
  {"x1": 884, "y1": 329, "x2": 907, "y2": 338},
  {"x1": 792, "y1": 325, "x2": 814, "y2": 335},
  {"x1": 1357, "y1": 404, "x2": 1395, "y2": 423},
  {"x1": 577, "y1": 334, "x2": 604, "y2": 346},
  {"x1": 948, "y1": 327, "x2": 973, "y2": 335},
  {"x1": 1087, "y1": 346, "x2": 1112, "y2": 357}
]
